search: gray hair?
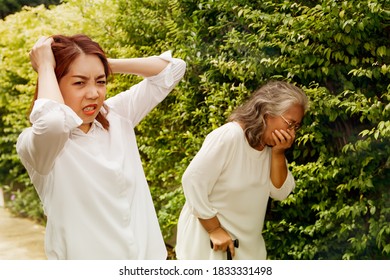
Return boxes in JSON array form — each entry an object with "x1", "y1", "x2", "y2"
[{"x1": 228, "y1": 80, "x2": 309, "y2": 149}]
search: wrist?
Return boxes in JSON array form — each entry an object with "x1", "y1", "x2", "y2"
[
  {"x1": 199, "y1": 216, "x2": 221, "y2": 234},
  {"x1": 37, "y1": 63, "x2": 55, "y2": 74},
  {"x1": 207, "y1": 225, "x2": 221, "y2": 234},
  {"x1": 271, "y1": 148, "x2": 285, "y2": 156}
]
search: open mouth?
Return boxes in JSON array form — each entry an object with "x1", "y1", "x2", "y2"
[{"x1": 82, "y1": 104, "x2": 97, "y2": 115}]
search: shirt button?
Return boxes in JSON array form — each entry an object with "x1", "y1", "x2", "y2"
[{"x1": 122, "y1": 216, "x2": 130, "y2": 226}]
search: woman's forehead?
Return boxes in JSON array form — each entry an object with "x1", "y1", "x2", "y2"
[{"x1": 67, "y1": 54, "x2": 105, "y2": 76}]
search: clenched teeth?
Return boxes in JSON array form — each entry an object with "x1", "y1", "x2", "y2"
[{"x1": 83, "y1": 106, "x2": 96, "y2": 112}]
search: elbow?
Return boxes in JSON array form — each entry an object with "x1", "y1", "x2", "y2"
[
  {"x1": 172, "y1": 58, "x2": 186, "y2": 81},
  {"x1": 181, "y1": 169, "x2": 191, "y2": 193},
  {"x1": 181, "y1": 168, "x2": 199, "y2": 198},
  {"x1": 271, "y1": 184, "x2": 295, "y2": 201}
]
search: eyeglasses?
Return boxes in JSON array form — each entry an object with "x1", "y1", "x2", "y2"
[{"x1": 280, "y1": 115, "x2": 301, "y2": 131}]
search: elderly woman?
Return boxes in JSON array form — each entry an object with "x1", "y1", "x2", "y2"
[{"x1": 176, "y1": 80, "x2": 308, "y2": 260}]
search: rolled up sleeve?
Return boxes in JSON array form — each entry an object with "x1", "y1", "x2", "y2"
[
  {"x1": 106, "y1": 51, "x2": 186, "y2": 126},
  {"x1": 269, "y1": 169, "x2": 295, "y2": 201},
  {"x1": 182, "y1": 128, "x2": 236, "y2": 219},
  {"x1": 16, "y1": 99, "x2": 82, "y2": 175}
]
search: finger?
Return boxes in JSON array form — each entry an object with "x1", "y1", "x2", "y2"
[
  {"x1": 43, "y1": 37, "x2": 54, "y2": 46},
  {"x1": 228, "y1": 242, "x2": 235, "y2": 257},
  {"x1": 286, "y1": 128, "x2": 296, "y2": 140},
  {"x1": 39, "y1": 37, "x2": 54, "y2": 50},
  {"x1": 32, "y1": 36, "x2": 46, "y2": 49},
  {"x1": 212, "y1": 242, "x2": 222, "y2": 251},
  {"x1": 282, "y1": 129, "x2": 296, "y2": 146},
  {"x1": 37, "y1": 36, "x2": 49, "y2": 44},
  {"x1": 214, "y1": 245, "x2": 226, "y2": 252},
  {"x1": 279, "y1": 129, "x2": 292, "y2": 142},
  {"x1": 284, "y1": 127, "x2": 295, "y2": 136},
  {"x1": 278, "y1": 130, "x2": 295, "y2": 148},
  {"x1": 272, "y1": 130, "x2": 286, "y2": 143},
  {"x1": 32, "y1": 36, "x2": 52, "y2": 50},
  {"x1": 271, "y1": 131, "x2": 280, "y2": 145}
]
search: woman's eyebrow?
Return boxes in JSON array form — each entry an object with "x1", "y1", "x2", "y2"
[
  {"x1": 70, "y1": 74, "x2": 106, "y2": 79},
  {"x1": 70, "y1": 75, "x2": 88, "y2": 79},
  {"x1": 96, "y1": 74, "x2": 106, "y2": 80}
]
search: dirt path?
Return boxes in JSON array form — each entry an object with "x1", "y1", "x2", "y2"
[{"x1": 0, "y1": 207, "x2": 46, "y2": 260}]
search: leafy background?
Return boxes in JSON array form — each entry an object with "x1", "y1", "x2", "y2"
[{"x1": 0, "y1": 0, "x2": 389, "y2": 259}]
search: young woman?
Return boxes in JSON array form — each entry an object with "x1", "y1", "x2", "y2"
[
  {"x1": 16, "y1": 34, "x2": 186, "y2": 260},
  {"x1": 176, "y1": 81, "x2": 308, "y2": 260}
]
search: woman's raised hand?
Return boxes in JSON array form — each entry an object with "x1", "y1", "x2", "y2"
[{"x1": 29, "y1": 36, "x2": 56, "y2": 72}]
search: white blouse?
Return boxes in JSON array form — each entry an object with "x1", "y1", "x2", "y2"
[
  {"x1": 176, "y1": 122, "x2": 295, "y2": 260},
  {"x1": 16, "y1": 52, "x2": 186, "y2": 260}
]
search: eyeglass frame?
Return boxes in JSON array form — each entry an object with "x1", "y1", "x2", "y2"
[{"x1": 280, "y1": 115, "x2": 301, "y2": 131}]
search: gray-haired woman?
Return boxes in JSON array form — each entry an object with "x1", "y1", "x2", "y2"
[{"x1": 176, "y1": 80, "x2": 309, "y2": 260}]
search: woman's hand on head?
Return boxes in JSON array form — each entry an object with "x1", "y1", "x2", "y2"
[{"x1": 29, "y1": 36, "x2": 56, "y2": 72}]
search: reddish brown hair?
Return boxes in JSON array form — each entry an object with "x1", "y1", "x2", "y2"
[{"x1": 30, "y1": 34, "x2": 111, "y2": 130}]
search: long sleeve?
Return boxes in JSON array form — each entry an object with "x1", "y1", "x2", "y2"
[
  {"x1": 16, "y1": 99, "x2": 82, "y2": 176},
  {"x1": 269, "y1": 166, "x2": 295, "y2": 201},
  {"x1": 182, "y1": 126, "x2": 237, "y2": 219},
  {"x1": 105, "y1": 51, "x2": 186, "y2": 127}
]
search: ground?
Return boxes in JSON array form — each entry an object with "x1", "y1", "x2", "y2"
[
  {"x1": 0, "y1": 207, "x2": 46, "y2": 260},
  {"x1": 0, "y1": 206, "x2": 177, "y2": 260}
]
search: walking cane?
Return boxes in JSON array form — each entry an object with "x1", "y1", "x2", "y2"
[{"x1": 210, "y1": 239, "x2": 239, "y2": 260}]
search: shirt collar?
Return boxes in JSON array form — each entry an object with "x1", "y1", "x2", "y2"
[{"x1": 72, "y1": 119, "x2": 104, "y2": 136}]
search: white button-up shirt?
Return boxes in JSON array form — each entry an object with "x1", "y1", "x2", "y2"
[{"x1": 16, "y1": 52, "x2": 186, "y2": 260}]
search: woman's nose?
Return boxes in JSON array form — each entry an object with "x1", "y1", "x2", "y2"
[{"x1": 86, "y1": 86, "x2": 99, "y2": 99}]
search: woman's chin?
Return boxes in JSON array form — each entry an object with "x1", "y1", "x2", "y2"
[{"x1": 265, "y1": 140, "x2": 275, "y2": 147}]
